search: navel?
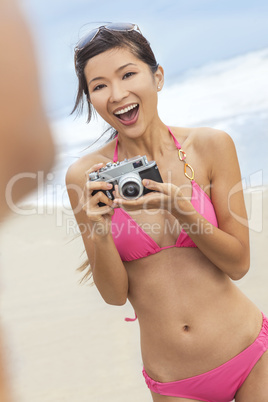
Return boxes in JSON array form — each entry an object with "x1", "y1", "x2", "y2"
[{"x1": 183, "y1": 325, "x2": 190, "y2": 332}]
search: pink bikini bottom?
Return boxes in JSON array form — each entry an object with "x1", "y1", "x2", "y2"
[{"x1": 143, "y1": 312, "x2": 268, "y2": 402}]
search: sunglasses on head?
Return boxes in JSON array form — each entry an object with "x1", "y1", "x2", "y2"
[{"x1": 75, "y1": 22, "x2": 142, "y2": 51}]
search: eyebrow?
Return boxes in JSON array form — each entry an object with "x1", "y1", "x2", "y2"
[{"x1": 88, "y1": 63, "x2": 138, "y2": 85}]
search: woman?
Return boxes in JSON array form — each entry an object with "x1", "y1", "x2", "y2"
[
  {"x1": 66, "y1": 23, "x2": 268, "y2": 401},
  {"x1": 0, "y1": 0, "x2": 54, "y2": 400}
]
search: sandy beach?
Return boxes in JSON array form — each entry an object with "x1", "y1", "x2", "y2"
[{"x1": 0, "y1": 187, "x2": 267, "y2": 402}]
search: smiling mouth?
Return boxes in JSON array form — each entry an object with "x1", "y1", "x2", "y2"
[{"x1": 114, "y1": 103, "x2": 139, "y2": 122}]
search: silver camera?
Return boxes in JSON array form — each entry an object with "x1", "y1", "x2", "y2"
[{"x1": 89, "y1": 155, "x2": 163, "y2": 206}]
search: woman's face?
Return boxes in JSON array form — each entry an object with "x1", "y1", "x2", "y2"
[{"x1": 84, "y1": 47, "x2": 163, "y2": 136}]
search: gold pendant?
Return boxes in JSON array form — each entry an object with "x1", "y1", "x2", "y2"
[
  {"x1": 178, "y1": 149, "x2": 186, "y2": 161},
  {"x1": 184, "y1": 163, "x2": 195, "y2": 181}
]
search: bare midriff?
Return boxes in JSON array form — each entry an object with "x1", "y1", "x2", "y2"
[{"x1": 124, "y1": 247, "x2": 262, "y2": 383}]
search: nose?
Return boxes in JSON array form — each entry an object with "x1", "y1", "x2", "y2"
[{"x1": 109, "y1": 82, "x2": 128, "y2": 103}]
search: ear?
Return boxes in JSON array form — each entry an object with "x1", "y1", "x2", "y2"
[{"x1": 155, "y1": 65, "x2": 164, "y2": 91}]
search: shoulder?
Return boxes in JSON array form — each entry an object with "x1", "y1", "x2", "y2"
[
  {"x1": 170, "y1": 126, "x2": 238, "y2": 183},
  {"x1": 195, "y1": 127, "x2": 235, "y2": 154},
  {"x1": 190, "y1": 127, "x2": 235, "y2": 150},
  {"x1": 192, "y1": 128, "x2": 238, "y2": 181},
  {"x1": 171, "y1": 125, "x2": 236, "y2": 158},
  {"x1": 193, "y1": 128, "x2": 238, "y2": 171}
]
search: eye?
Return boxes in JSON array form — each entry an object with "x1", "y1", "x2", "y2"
[
  {"x1": 93, "y1": 84, "x2": 106, "y2": 92},
  {"x1": 123, "y1": 72, "x2": 136, "y2": 80}
]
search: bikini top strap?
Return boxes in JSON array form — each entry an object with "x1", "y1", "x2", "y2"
[
  {"x1": 167, "y1": 126, "x2": 195, "y2": 181},
  {"x1": 125, "y1": 312, "x2": 137, "y2": 322},
  {"x1": 113, "y1": 135, "x2": 119, "y2": 163},
  {"x1": 167, "y1": 126, "x2": 181, "y2": 149}
]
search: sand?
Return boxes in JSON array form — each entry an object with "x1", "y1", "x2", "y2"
[{"x1": 0, "y1": 187, "x2": 267, "y2": 402}]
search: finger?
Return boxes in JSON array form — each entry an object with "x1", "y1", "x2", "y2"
[
  {"x1": 85, "y1": 162, "x2": 104, "y2": 178},
  {"x1": 112, "y1": 197, "x2": 142, "y2": 209},
  {"x1": 91, "y1": 190, "x2": 114, "y2": 207},
  {"x1": 86, "y1": 181, "x2": 113, "y2": 193},
  {"x1": 81, "y1": 182, "x2": 112, "y2": 206},
  {"x1": 98, "y1": 205, "x2": 114, "y2": 215},
  {"x1": 113, "y1": 184, "x2": 121, "y2": 199},
  {"x1": 143, "y1": 180, "x2": 175, "y2": 195},
  {"x1": 82, "y1": 187, "x2": 114, "y2": 213},
  {"x1": 112, "y1": 198, "x2": 124, "y2": 207},
  {"x1": 142, "y1": 179, "x2": 164, "y2": 191},
  {"x1": 83, "y1": 203, "x2": 113, "y2": 219},
  {"x1": 113, "y1": 191, "x2": 155, "y2": 205},
  {"x1": 113, "y1": 191, "x2": 167, "y2": 212},
  {"x1": 106, "y1": 208, "x2": 115, "y2": 217}
]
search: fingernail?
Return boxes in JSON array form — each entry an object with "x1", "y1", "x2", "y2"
[
  {"x1": 144, "y1": 180, "x2": 150, "y2": 186},
  {"x1": 107, "y1": 183, "x2": 113, "y2": 189}
]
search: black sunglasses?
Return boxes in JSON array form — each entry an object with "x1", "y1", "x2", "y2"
[{"x1": 75, "y1": 22, "x2": 142, "y2": 51}]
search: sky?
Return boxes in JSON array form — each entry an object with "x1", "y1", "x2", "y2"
[{"x1": 19, "y1": 0, "x2": 268, "y2": 118}]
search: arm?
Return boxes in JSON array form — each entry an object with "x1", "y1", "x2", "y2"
[
  {"x1": 0, "y1": 1, "x2": 55, "y2": 400},
  {"x1": 171, "y1": 131, "x2": 249, "y2": 280},
  {"x1": 66, "y1": 160, "x2": 128, "y2": 305},
  {"x1": 0, "y1": 0, "x2": 55, "y2": 220}
]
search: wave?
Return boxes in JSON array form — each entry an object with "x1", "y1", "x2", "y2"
[
  {"x1": 158, "y1": 47, "x2": 268, "y2": 127},
  {"x1": 21, "y1": 47, "x2": 268, "y2": 207}
]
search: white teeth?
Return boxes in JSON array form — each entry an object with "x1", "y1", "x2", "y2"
[{"x1": 114, "y1": 103, "x2": 138, "y2": 115}]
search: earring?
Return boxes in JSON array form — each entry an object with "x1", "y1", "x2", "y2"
[{"x1": 158, "y1": 86, "x2": 161, "y2": 90}]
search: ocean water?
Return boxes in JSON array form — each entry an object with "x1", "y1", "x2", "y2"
[
  {"x1": 19, "y1": 46, "x2": 268, "y2": 209},
  {"x1": 20, "y1": 0, "x2": 268, "y2": 117},
  {"x1": 16, "y1": 0, "x2": 268, "y2": 208}
]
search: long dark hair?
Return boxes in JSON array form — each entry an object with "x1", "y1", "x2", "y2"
[
  {"x1": 72, "y1": 27, "x2": 159, "y2": 123},
  {"x1": 72, "y1": 26, "x2": 159, "y2": 282}
]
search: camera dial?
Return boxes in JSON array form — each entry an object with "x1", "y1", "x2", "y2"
[{"x1": 89, "y1": 172, "x2": 99, "y2": 180}]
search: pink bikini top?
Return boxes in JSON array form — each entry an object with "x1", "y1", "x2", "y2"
[{"x1": 111, "y1": 127, "x2": 218, "y2": 262}]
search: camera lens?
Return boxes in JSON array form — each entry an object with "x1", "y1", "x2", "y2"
[
  {"x1": 122, "y1": 182, "x2": 140, "y2": 198},
  {"x1": 118, "y1": 173, "x2": 143, "y2": 200}
]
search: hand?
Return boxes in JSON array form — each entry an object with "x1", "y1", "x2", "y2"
[
  {"x1": 80, "y1": 163, "x2": 116, "y2": 237},
  {"x1": 113, "y1": 179, "x2": 185, "y2": 214}
]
